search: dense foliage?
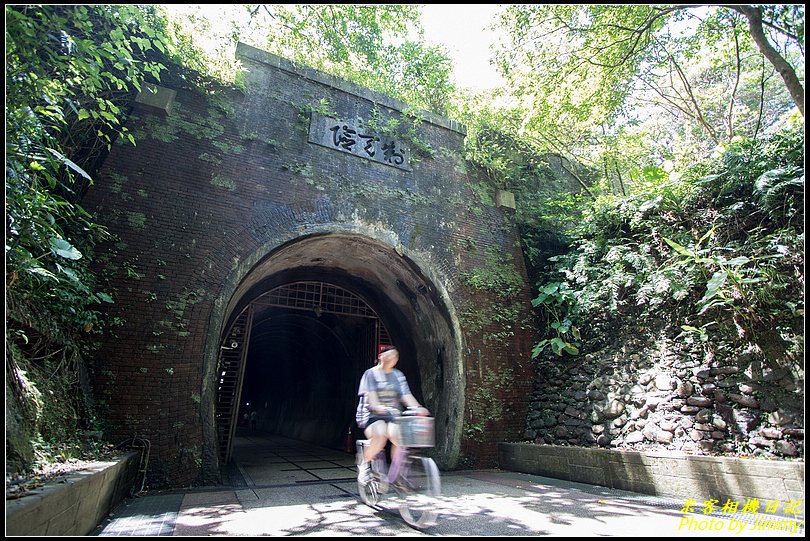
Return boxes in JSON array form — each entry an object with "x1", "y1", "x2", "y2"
[
  {"x1": 6, "y1": 4, "x2": 174, "y2": 472},
  {"x1": 461, "y1": 5, "x2": 804, "y2": 371},
  {"x1": 529, "y1": 126, "x2": 804, "y2": 368},
  {"x1": 493, "y1": 5, "x2": 804, "y2": 165}
]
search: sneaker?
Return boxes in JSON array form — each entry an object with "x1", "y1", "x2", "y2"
[{"x1": 357, "y1": 462, "x2": 373, "y2": 485}]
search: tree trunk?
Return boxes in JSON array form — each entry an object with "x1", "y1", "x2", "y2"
[{"x1": 732, "y1": 5, "x2": 804, "y2": 117}]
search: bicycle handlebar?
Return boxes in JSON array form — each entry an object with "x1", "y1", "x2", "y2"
[
  {"x1": 401, "y1": 406, "x2": 430, "y2": 417},
  {"x1": 374, "y1": 406, "x2": 430, "y2": 417}
]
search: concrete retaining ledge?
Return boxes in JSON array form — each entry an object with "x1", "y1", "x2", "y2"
[
  {"x1": 498, "y1": 443, "x2": 804, "y2": 504},
  {"x1": 6, "y1": 451, "x2": 141, "y2": 536}
]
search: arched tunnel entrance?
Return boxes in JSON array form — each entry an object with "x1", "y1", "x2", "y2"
[
  {"x1": 212, "y1": 233, "x2": 464, "y2": 471},
  {"x1": 224, "y1": 282, "x2": 394, "y2": 452}
]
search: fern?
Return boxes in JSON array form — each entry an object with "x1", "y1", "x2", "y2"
[{"x1": 753, "y1": 166, "x2": 804, "y2": 221}]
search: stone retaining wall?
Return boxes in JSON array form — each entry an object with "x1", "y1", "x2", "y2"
[
  {"x1": 525, "y1": 335, "x2": 804, "y2": 459},
  {"x1": 499, "y1": 442, "x2": 805, "y2": 506},
  {"x1": 5, "y1": 451, "x2": 141, "y2": 536}
]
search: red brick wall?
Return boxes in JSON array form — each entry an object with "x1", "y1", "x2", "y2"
[{"x1": 82, "y1": 45, "x2": 539, "y2": 486}]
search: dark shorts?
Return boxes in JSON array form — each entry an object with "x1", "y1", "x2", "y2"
[{"x1": 367, "y1": 414, "x2": 396, "y2": 426}]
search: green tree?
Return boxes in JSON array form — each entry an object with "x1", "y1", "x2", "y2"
[
  {"x1": 5, "y1": 4, "x2": 174, "y2": 472},
  {"x1": 731, "y1": 5, "x2": 805, "y2": 116},
  {"x1": 470, "y1": 5, "x2": 803, "y2": 369},
  {"x1": 491, "y1": 5, "x2": 803, "y2": 193},
  {"x1": 164, "y1": 4, "x2": 456, "y2": 114}
]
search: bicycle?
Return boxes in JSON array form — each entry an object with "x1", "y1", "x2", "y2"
[{"x1": 356, "y1": 409, "x2": 442, "y2": 529}]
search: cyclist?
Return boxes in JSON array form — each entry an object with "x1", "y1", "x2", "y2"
[{"x1": 356, "y1": 346, "x2": 428, "y2": 485}]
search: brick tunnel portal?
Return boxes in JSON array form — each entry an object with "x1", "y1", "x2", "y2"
[
  {"x1": 81, "y1": 42, "x2": 539, "y2": 486},
  {"x1": 211, "y1": 232, "x2": 465, "y2": 471}
]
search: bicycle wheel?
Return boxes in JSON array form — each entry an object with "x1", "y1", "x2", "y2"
[
  {"x1": 397, "y1": 456, "x2": 440, "y2": 529},
  {"x1": 358, "y1": 455, "x2": 387, "y2": 506},
  {"x1": 358, "y1": 474, "x2": 381, "y2": 506}
]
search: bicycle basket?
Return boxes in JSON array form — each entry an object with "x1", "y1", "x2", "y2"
[{"x1": 396, "y1": 416, "x2": 435, "y2": 448}]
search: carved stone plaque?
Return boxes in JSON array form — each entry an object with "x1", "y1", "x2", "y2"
[{"x1": 308, "y1": 113, "x2": 411, "y2": 171}]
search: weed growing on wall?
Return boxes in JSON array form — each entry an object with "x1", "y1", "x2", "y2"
[
  {"x1": 465, "y1": 367, "x2": 515, "y2": 441},
  {"x1": 461, "y1": 246, "x2": 525, "y2": 344}
]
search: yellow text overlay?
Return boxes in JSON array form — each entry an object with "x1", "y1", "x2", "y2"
[{"x1": 678, "y1": 515, "x2": 804, "y2": 535}]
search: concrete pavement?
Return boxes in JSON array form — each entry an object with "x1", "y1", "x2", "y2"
[{"x1": 91, "y1": 431, "x2": 805, "y2": 536}]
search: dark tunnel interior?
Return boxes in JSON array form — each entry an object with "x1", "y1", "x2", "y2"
[{"x1": 233, "y1": 290, "x2": 424, "y2": 451}]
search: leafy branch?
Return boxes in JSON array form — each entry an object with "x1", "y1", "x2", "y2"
[{"x1": 530, "y1": 281, "x2": 580, "y2": 357}]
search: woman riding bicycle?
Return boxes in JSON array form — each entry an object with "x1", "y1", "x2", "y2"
[{"x1": 356, "y1": 346, "x2": 428, "y2": 485}]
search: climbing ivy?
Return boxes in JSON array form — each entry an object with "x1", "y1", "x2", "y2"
[{"x1": 361, "y1": 106, "x2": 435, "y2": 159}]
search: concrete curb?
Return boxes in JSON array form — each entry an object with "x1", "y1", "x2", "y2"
[
  {"x1": 499, "y1": 442, "x2": 805, "y2": 504},
  {"x1": 6, "y1": 451, "x2": 141, "y2": 536}
]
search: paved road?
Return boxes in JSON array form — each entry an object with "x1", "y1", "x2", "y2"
[{"x1": 92, "y1": 433, "x2": 804, "y2": 537}]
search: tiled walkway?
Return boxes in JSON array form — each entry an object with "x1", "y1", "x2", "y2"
[
  {"x1": 93, "y1": 432, "x2": 357, "y2": 536},
  {"x1": 92, "y1": 493, "x2": 185, "y2": 536},
  {"x1": 234, "y1": 432, "x2": 357, "y2": 487},
  {"x1": 91, "y1": 432, "x2": 805, "y2": 536}
]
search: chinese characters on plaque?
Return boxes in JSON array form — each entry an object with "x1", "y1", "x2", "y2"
[{"x1": 308, "y1": 113, "x2": 411, "y2": 171}]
